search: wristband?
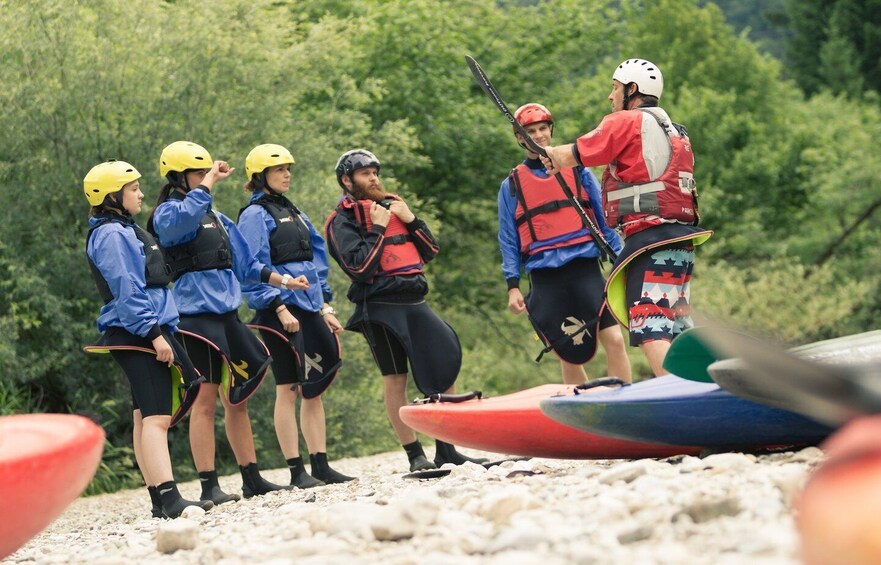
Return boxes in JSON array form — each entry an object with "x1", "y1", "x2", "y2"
[
  {"x1": 280, "y1": 273, "x2": 291, "y2": 289},
  {"x1": 276, "y1": 305, "x2": 287, "y2": 314},
  {"x1": 319, "y1": 305, "x2": 337, "y2": 317}
]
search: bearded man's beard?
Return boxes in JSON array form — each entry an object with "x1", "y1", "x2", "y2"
[{"x1": 351, "y1": 177, "x2": 387, "y2": 202}]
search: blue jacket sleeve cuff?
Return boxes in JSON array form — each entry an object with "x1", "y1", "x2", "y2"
[
  {"x1": 260, "y1": 267, "x2": 273, "y2": 283},
  {"x1": 506, "y1": 278, "x2": 520, "y2": 290}
]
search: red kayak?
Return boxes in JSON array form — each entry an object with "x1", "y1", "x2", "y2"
[
  {"x1": 0, "y1": 414, "x2": 105, "y2": 559},
  {"x1": 399, "y1": 384, "x2": 700, "y2": 459}
]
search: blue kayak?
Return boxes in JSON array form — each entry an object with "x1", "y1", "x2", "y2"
[{"x1": 539, "y1": 374, "x2": 834, "y2": 448}]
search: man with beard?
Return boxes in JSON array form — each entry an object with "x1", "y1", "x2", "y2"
[{"x1": 325, "y1": 149, "x2": 485, "y2": 472}]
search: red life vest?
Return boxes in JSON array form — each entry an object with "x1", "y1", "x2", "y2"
[
  {"x1": 601, "y1": 109, "x2": 699, "y2": 237},
  {"x1": 510, "y1": 165, "x2": 596, "y2": 256},
  {"x1": 345, "y1": 195, "x2": 424, "y2": 277}
]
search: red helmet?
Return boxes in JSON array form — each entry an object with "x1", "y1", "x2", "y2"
[{"x1": 513, "y1": 103, "x2": 553, "y2": 132}]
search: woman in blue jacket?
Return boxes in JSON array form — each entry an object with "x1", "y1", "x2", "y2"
[
  {"x1": 148, "y1": 141, "x2": 308, "y2": 502},
  {"x1": 83, "y1": 160, "x2": 211, "y2": 518},
  {"x1": 238, "y1": 144, "x2": 354, "y2": 486}
]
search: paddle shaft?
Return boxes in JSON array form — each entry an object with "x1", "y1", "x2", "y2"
[{"x1": 465, "y1": 55, "x2": 617, "y2": 262}]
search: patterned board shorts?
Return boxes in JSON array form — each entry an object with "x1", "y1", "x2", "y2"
[{"x1": 624, "y1": 243, "x2": 695, "y2": 346}]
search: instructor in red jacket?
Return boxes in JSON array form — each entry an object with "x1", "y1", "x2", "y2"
[{"x1": 542, "y1": 59, "x2": 712, "y2": 376}]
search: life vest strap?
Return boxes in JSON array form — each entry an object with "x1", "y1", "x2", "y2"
[
  {"x1": 514, "y1": 198, "x2": 592, "y2": 226},
  {"x1": 384, "y1": 233, "x2": 414, "y2": 245},
  {"x1": 607, "y1": 181, "x2": 665, "y2": 202},
  {"x1": 167, "y1": 248, "x2": 231, "y2": 273}
]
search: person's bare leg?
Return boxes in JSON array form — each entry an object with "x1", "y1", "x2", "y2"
[
  {"x1": 599, "y1": 325, "x2": 633, "y2": 383},
  {"x1": 220, "y1": 395, "x2": 257, "y2": 466},
  {"x1": 132, "y1": 409, "x2": 152, "y2": 485},
  {"x1": 273, "y1": 384, "x2": 300, "y2": 459},
  {"x1": 139, "y1": 415, "x2": 174, "y2": 485},
  {"x1": 383, "y1": 374, "x2": 416, "y2": 444},
  {"x1": 303, "y1": 394, "x2": 354, "y2": 483},
  {"x1": 560, "y1": 360, "x2": 588, "y2": 384},
  {"x1": 300, "y1": 395, "x2": 326, "y2": 454},
  {"x1": 640, "y1": 339, "x2": 672, "y2": 377},
  {"x1": 188, "y1": 383, "x2": 219, "y2": 471}
]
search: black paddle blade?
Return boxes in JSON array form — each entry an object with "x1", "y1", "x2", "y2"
[
  {"x1": 464, "y1": 55, "x2": 547, "y2": 157},
  {"x1": 401, "y1": 457, "x2": 532, "y2": 480},
  {"x1": 701, "y1": 326, "x2": 881, "y2": 427},
  {"x1": 402, "y1": 468, "x2": 451, "y2": 480}
]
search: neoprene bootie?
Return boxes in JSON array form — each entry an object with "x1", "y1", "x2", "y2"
[
  {"x1": 310, "y1": 452, "x2": 357, "y2": 484},
  {"x1": 148, "y1": 485, "x2": 162, "y2": 518},
  {"x1": 156, "y1": 481, "x2": 214, "y2": 519},
  {"x1": 199, "y1": 470, "x2": 241, "y2": 505},
  {"x1": 434, "y1": 440, "x2": 489, "y2": 467},
  {"x1": 240, "y1": 462, "x2": 294, "y2": 498},
  {"x1": 286, "y1": 456, "x2": 325, "y2": 489},
  {"x1": 403, "y1": 440, "x2": 437, "y2": 472}
]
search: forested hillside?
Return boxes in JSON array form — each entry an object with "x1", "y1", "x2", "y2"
[{"x1": 2, "y1": 0, "x2": 879, "y2": 493}]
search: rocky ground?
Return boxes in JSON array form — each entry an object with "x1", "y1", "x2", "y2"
[{"x1": 4, "y1": 447, "x2": 824, "y2": 565}]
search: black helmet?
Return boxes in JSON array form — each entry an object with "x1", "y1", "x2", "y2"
[{"x1": 335, "y1": 149, "x2": 380, "y2": 189}]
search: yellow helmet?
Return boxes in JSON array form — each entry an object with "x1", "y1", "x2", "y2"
[
  {"x1": 159, "y1": 141, "x2": 213, "y2": 177},
  {"x1": 83, "y1": 160, "x2": 141, "y2": 206},
  {"x1": 245, "y1": 144, "x2": 295, "y2": 179}
]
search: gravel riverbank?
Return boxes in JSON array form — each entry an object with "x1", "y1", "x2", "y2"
[{"x1": 5, "y1": 447, "x2": 823, "y2": 565}]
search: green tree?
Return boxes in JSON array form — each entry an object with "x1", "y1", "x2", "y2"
[
  {"x1": 782, "y1": 0, "x2": 881, "y2": 95},
  {"x1": 2, "y1": 0, "x2": 881, "y2": 493}
]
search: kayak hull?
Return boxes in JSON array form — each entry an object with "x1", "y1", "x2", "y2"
[
  {"x1": 399, "y1": 384, "x2": 700, "y2": 459},
  {"x1": 540, "y1": 375, "x2": 834, "y2": 447},
  {"x1": 0, "y1": 414, "x2": 105, "y2": 559}
]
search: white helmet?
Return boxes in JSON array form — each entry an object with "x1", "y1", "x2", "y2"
[{"x1": 612, "y1": 59, "x2": 663, "y2": 99}]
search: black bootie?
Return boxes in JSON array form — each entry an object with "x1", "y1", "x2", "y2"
[
  {"x1": 286, "y1": 456, "x2": 325, "y2": 489},
  {"x1": 148, "y1": 485, "x2": 162, "y2": 518},
  {"x1": 310, "y1": 452, "x2": 357, "y2": 484},
  {"x1": 403, "y1": 440, "x2": 436, "y2": 472},
  {"x1": 240, "y1": 462, "x2": 295, "y2": 498},
  {"x1": 157, "y1": 481, "x2": 214, "y2": 519},
  {"x1": 434, "y1": 440, "x2": 489, "y2": 467},
  {"x1": 199, "y1": 470, "x2": 241, "y2": 505}
]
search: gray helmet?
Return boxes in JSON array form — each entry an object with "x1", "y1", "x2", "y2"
[{"x1": 335, "y1": 149, "x2": 380, "y2": 189}]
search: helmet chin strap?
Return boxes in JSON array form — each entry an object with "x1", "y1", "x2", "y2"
[
  {"x1": 103, "y1": 191, "x2": 131, "y2": 217},
  {"x1": 256, "y1": 172, "x2": 285, "y2": 197},
  {"x1": 166, "y1": 171, "x2": 191, "y2": 192}
]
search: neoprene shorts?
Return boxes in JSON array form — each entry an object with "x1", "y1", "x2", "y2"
[
  {"x1": 365, "y1": 323, "x2": 409, "y2": 376},
  {"x1": 109, "y1": 349, "x2": 173, "y2": 417}
]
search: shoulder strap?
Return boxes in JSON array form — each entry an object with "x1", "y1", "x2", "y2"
[{"x1": 509, "y1": 167, "x2": 538, "y2": 244}]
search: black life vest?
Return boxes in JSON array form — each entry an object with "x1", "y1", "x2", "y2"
[
  {"x1": 160, "y1": 192, "x2": 233, "y2": 281},
  {"x1": 87, "y1": 214, "x2": 172, "y2": 304},
  {"x1": 238, "y1": 195, "x2": 313, "y2": 264}
]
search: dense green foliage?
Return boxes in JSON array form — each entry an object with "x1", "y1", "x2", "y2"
[
  {"x1": 699, "y1": 0, "x2": 786, "y2": 59},
  {"x1": 1, "y1": 0, "x2": 879, "y2": 493},
  {"x1": 782, "y1": 0, "x2": 881, "y2": 95}
]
